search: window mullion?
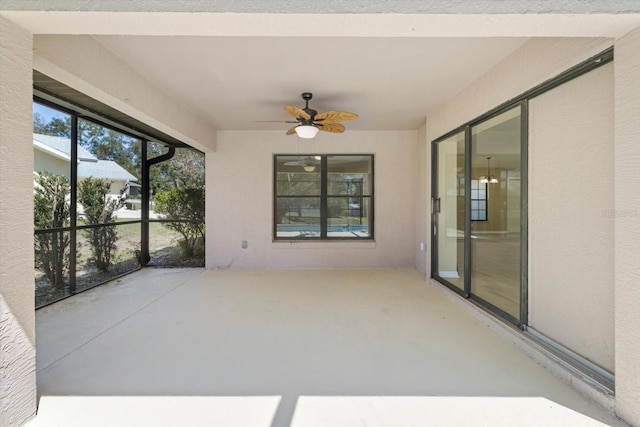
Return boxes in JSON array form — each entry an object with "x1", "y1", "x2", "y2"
[{"x1": 320, "y1": 155, "x2": 328, "y2": 238}]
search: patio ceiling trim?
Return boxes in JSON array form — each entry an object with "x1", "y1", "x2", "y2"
[{"x1": 33, "y1": 71, "x2": 195, "y2": 150}]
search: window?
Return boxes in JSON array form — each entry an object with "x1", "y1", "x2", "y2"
[
  {"x1": 274, "y1": 154, "x2": 374, "y2": 240},
  {"x1": 470, "y1": 179, "x2": 487, "y2": 221}
]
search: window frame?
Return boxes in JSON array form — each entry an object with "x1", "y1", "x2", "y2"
[
  {"x1": 273, "y1": 154, "x2": 374, "y2": 241},
  {"x1": 470, "y1": 179, "x2": 488, "y2": 221}
]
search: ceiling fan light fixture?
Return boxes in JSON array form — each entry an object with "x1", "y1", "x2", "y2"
[
  {"x1": 303, "y1": 165, "x2": 316, "y2": 172},
  {"x1": 295, "y1": 125, "x2": 319, "y2": 139}
]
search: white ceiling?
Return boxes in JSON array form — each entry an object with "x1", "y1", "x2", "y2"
[
  {"x1": 94, "y1": 36, "x2": 528, "y2": 132},
  {"x1": 6, "y1": 5, "x2": 639, "y2": 136}
]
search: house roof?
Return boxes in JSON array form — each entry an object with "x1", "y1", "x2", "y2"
[
  {"x1": 33, "y1": 133, "x2": 138, "y2": 182},
  {"x1": 78, "y1": 160, "x2": 138, "y2": 182},
  {"x1": 33, "y1": 133, "x2": 97, "y2": 161}
]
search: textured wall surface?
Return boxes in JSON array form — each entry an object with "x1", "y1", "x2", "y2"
[
  {"x1": 207, "y1": 130, "x2": 418, "y2": 269},
  {"x1": 0, "y1": 298, "x2": 36, "y2": 426},
  {"x1": 614, "y1": 25, "x2": 640, "y2": 427},
  {"x1": 0, "y1": 16, "x2": 37, "y2": 427},
  {"x1": 529, "y1": 64, "x2": 614, "y2": 372},
  {"x1": 415, "y1": 123, "x2": 428, "y2": 274},
  {"x1": 426, "y1": 38, "x2": 613, "y2": 142}
]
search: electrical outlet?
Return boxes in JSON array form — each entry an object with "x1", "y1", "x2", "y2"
[{"x1": 241, "y1": 240, "x2": 248, "y2": 249}]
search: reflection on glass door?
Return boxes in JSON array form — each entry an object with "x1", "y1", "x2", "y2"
[
  {"x1": 470, "y1": 106, "x2": 522, "y2": 320},
  {"x1": 434, "y1": 131, "x2": 466, "y2": 291}
]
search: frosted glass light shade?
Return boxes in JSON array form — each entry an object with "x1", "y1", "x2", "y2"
[{"x1": 295, "y1": 125, "x2": 319, "y2": 139}]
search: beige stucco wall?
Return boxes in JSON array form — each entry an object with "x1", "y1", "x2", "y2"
[
  {"x1": 425, "y1": 38, "x2": 613, "y2": 143},
  {"x1": 0, "y1": 16, "x2": 37, "y2": 427},
  {"x1": 207, "y1": 130, "x2": 418, "y2": 269},
  {"x1": 415, "y1": 122, "x2": 428, "y2": 274},
  {"x1": 528, "y1": 63, "x2": 614, "y2": 372},
  {"x1": 613, "y1": 25, "x2": 640, "y2": 427}
]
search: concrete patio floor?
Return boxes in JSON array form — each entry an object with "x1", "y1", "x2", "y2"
[{"x1": 29, "y1": 268, "x2": 627, "y2": 427}]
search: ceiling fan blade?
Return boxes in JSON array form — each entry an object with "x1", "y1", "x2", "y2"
[
  {"x1": 284, "y1": 105, "x2": 311, "y2": 120},
  {"x1": 317, "y1": 123, "x2": 345, "y2": 133},
  {"x1": 314, "y1": 110, "x2": 358, "y2": 123},
  {"x1": 286, "y1": 126, "x2": 298, "y2": 135},
  {"x1": 254, "y1": 120, "x2": 299, "y2": 123},
  {"x1": 284, "y1": 156, "x2": 319, "y2": 166}
]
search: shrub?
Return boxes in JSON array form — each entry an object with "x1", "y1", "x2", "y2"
[
  {"x1": 154, "y1": 187, "x2": 205, "y2": 258},
  {"x1": 34, "y1": 172, "x2": 71, "y2": 290},
  {"x1": 78, "y1": 178, "x2": 124, "y2": 272}
]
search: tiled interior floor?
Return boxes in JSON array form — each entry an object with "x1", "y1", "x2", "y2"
[{"x1": 29, "y1": 268, "x2": 627, "y2": 427}]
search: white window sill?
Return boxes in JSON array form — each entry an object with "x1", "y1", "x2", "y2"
[{"x1": 272, "y1": 241, "x2": 376, "y2": 249}]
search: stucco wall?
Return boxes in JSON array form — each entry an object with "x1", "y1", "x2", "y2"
[
  {"x1": 529, "y1": 63, "x2": 614, "y2": 372},
  {"x1": 0, "y1": 16, "x2": 37, "y2": 427},
  {"x1": 613, "y1": 25, "x2": 640, "y2": 427},
  {"x1": 415, "y1": 122, "x2": 428, "y2": 274},
  {"x1": 207, "y1": 130, "x2": 418, "y2": 269},
  {"x1": 426, "y1": 38, "x2": 612, "y2": 143}
]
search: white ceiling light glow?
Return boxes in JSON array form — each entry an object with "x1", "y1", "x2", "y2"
[{"x1": 295, "y1": 125, "x2": 319, "y2": 139}]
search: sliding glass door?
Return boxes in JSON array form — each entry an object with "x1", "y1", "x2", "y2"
[
  {"x1": 470, "y1": 106, "x2": 522, "y2": 321},
  {"x1": 433, "y1": 105, "x2": 525, "y2": 325},
  {"x1": 432, "y1": 131, "x2": 466, "y2": 292}
]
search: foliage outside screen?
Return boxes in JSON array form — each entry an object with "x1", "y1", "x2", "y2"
[
  {"x1": 154, "y1": 188, "x2": 205, "y2": 258},
  {"x1": 78, "y1": 178, "x2": 125, "y2": 272},
  {"x1": 34, "y1": 172, "x2": 71, "y2": 290},
  {"x1": 33, "y1": 102, "x2": 206, "y2": 282}
]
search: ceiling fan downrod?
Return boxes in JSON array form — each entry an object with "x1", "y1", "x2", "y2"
[{"x1": 301, "y1": 92, "x2": 317, "y2": 117}]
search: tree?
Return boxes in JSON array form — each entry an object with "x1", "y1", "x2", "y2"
[
  {"x1": 34, "y1": 172, "x2": 71, "y2": 289},
  {"x1": 33, "y1": 112, "x2": 70, "y2": 137},
  {"x1": 78, "y1": 178, "x2": 124, "y2": 272},
  {"x1": 154, "y1": 188, "x2": 205, "y2": 258},
  {"x1": 150, "y1": 148, "x2": 205, "y2": 194},
  {"x1": 33, "y1": 112, "x2": 205, "y2": 195}
]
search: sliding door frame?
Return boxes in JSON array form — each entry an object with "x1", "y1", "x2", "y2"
[{"x1": 431, "y1": 47, "x2": 613, "y2": 330}]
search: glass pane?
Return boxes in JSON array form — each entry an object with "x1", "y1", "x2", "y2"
[
  {"x1": 35, "y1": 230, "x2": 71, "y2": 307},
  {"x1": 327, "y1": 197, "x2": 371, "y2": 238},
  {"x1": 436, "y1": 131, "x2": 466, "y2": 290},
  {"x1": 77, "y1": 222, "x2": 141, "y2": 292},
  {"x1": 275, "y1": 197, "x2": 321, "y2": 238},
  {"x1": 275, "y1": 156, "x2": 321, "y2": 196},
  {"x1": 150, "y1": 146, "x2": 206, "y2": 266},
  {"x1": 77, "y1": 119, "x2": 141, "y2": 225},
  {"x1": 327, "y1": 155, "x2": 373, "y2": 196},
  {"x1": 471, "y1": 106, "x2": 521, "y2": 319},
  {"x1": 33, "y1": 102, "x2": 73, "y2": 307}
]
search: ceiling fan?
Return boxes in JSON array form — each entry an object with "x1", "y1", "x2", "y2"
[
  {"x1": 283, "y1": 155, "x2": 321, "y2": 171},
  {"x1": 260, "y1": 92, "x2": 358, "y2": 138}
]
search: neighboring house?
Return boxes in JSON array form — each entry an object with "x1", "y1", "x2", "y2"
[{"x1": 33, "y1": 133, "x2": 139, "y2": 208}]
